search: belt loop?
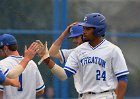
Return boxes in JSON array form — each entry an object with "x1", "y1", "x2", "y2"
[{"x1": 79, "y1": 94, "x2": 83, "y2": 97}]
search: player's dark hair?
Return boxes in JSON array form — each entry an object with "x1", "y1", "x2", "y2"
[
  {"x1": 101, "y1": 34, "x2": 105, "y2": 37},
  {"x1": 93, "y1": 27, "x2": 105, "y2": 37},
  {"x1": 0, "y1": 46, "x2": 4, "y2": 49},
  {"x1": 7, "y1": 44, "x2": 18, "y2": 51}
]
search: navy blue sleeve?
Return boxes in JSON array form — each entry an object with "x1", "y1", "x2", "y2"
[
  {"x1": 117, "y1": 75, "x2": 128, "y2": 83},
  {"x1": 64, "y1": 69, "x2": 74, "y2": 78},
  {"x1": 0, "y1": 70, "x2": 6, "y2": 84}
]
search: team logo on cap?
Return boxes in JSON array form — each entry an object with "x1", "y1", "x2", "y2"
[
  {"x1": 0, "y1": 42, "x2": 3, "y2": 46},
  {"x1": 84, "y1": 16, "x2": 87, "y2": 23},
  {"x1": 70, "y1": 28, "x2": 73, "y2": 33}
]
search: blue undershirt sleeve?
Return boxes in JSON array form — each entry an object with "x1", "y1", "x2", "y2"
[
  {"x1": 117, "y1": 75, "x2": 128, "y2": 83},
  {"x1": 64, "y1": 69, "x2": 74, "y2": 78},
  {"x1": 0, "y1": 70, "x2": 6, "y2": 84}
]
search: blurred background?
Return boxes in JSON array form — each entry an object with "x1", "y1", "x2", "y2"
[{"x1": 0, "y1": 0, "x2": 140, "y2": 99}]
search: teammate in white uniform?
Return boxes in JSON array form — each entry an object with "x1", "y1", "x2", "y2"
[
  {"x1": 38, "y1": 13, "x2": 129, "y2": 99},
  {"x1": 0, "y1": 38, "x2": 41, "y2": 88},
  {"x1": 0, "y1": 41, "x2": 39, "y2": 87},
  {"x1": 49, "y1": 23, "x2": 83, "y2": 94},
  {"x1": 0, "y1": 34, "x2": 45, "y2": 99}
]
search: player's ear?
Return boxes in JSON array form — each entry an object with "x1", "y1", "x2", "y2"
[
  {"x1": 3, "y1": 46, "x2": 8, "y2": 51},
  {"x1": 2, "y1": 46, "x2": 9, "y2": 55}
]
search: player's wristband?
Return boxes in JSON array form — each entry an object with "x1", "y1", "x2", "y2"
[{"x1": 43, "y1": 57, "x2": 51, "y2": 65}]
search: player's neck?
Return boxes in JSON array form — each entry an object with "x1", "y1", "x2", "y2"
[
  {"x1": 89, "y1": 38, "x2": 103, "y2": 47},
  {"x1": 8, "y1": 51, "x2": 20, "y2": 57}
]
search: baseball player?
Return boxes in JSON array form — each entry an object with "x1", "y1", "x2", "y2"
[
  {"x1": 0, "y1": 34, "x2": 45, "y2": 99},
  {"x1": 48, "y1": 23, "x2": 83, "y2": 94},
  {"x1": 0, "y1": 40, "x2": 40, "y2": 79},
  {"x1": 38, "y1": 13, "x2": 129, "y2": 99},
  {"x1": 0, "y1": 39, "x2": 40, "y2": 88}
]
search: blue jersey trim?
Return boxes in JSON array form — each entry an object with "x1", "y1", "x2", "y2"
[
  {"x1": 0, "y1": 71, "x2": 6, "y2": 84},
  {"x1": 60, "y1": 50, "x2": 66, "y2": 63},
  {"x1": 117, "y1": 75, "x2": 128, "y2": 83},
  {"x1": 89, "y1": 39, "x2": 106, "y2": 50},
  {"x1": 36, "y1": 84, "x2": 45, "y2": 91},
  {"x1": 64, "y1": 66, "x2": 76, "y2": 74},
  {"x1": 4, "y1": 69, "x2": 9, "y2": 75},
  {"x1": 9, "y1": 55, "x2": 23, "y2": 58},
  {"x1": 0, "y1": 87, "x2": 4, "y2": 90},
  {"x1": 64, "y1": 69, "x2": 74, "y2": 78},
  {"x1": 115, "y1": 71, "x2": 129, "y2": 77}
]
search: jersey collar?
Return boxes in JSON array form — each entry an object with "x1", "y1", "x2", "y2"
[
  {"x1": 88, "y1": 39, "x2": 106, "y2": 50},
  {"x1": 9, "y1": 55, "x2": 23, "y2": 58}
]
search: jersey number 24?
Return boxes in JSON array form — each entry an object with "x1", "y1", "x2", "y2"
[{"x1": 96, "y1": 70, "x2": 106, "y2": 81}]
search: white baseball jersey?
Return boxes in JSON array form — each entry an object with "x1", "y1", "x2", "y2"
[
  {"x1": 59, "y1": 49, "x2": 74, "y2": 64},
  {"x1": 65, "y1": 39, "x2": 129, "y2": 94},
  {"x1": 59, "y1": 49, "x2": 81, "y2": 93},
  {"x1": 0, "y1": 55, "x2": 45, "y2": 99}
]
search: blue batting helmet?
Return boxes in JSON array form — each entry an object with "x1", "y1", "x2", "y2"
[
  {"x1": 68, "y1": 24, "x2": 83, "y2": 38},
  {"x1": 78, "y1": 13, "x2": 106, "y2": 37}
]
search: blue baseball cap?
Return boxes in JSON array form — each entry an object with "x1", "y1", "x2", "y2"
[
  {"x1": 68, "y1": 24, "x2": 83, "y2": 38},
  {"x1": 78, "y1": 13, "x2": 106, "y2": 27},
  {"x1": 0, "y1": 34, "x2": 17, "y2": 48}
]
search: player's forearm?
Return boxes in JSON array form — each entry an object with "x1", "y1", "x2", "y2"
[
  {"x1": 2, "y1": 77, "x2": 18, "y2": 86},
  {"x1": 116, "y1": 81, "x2": 127, "y2": 99},
  {"x1": 7, "y1": 57, "x2": 30, "y2": 79},
  {"x1": 2, "y1": 78, "x2": 20, "y2": 88},
  {"x1": 2, "y1": 77, "x2": 12, "y2": 86},
  {"x1": 49, "y1": 44, "x2": 61, "y2": 58},
  {"x1": 0, "y1": 91, "x2": 3, "y2": 99},
  {"x1": 114, "y1": 88, "x2": 118, "y2": 97},
  {"x1": 36, "y1": 89, "x2": 44, "y2": 96},
  {"x1": 49, "y1": 31, "x2": 67, "y2": 58},
  {"x1": 19, "y1": 57, "x2": 31, "y2": 68},
  {"x1": 43, "y1": 57, "x2": 67, "y2": 80}
]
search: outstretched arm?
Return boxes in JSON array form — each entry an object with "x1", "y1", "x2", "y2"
[
  {"x1": 36, "y1": 41, "x2": 67, "y2": 80},
  {"x1": 6, "y1": 42, "x2": 39, "y2": 79},
  {"x1": 2, "y1": 78, "x2": 20, "y2": 88},
  {"x1": 0, "y1": 70, "x2": 20, "y2": 87},
  {"x1": 49, "y1": 22, "x2": 77, "y2": 59},
  {"x1": 44, "y1": 57, "x2": 67, "y2": 80}
]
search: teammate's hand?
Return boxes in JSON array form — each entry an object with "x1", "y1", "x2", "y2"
[
  {"x1": 63, "y1": 22, "x2": 78, "y2": 36},
  {"x1": 10, "y1": 78, "x2": 20, "y2": 88},
  {"x1": 36, "y1": 40, "x2": 50, "y2": 65},
  {"x1": 24, "y1": 42, "x2": 40, "y2": 61}
]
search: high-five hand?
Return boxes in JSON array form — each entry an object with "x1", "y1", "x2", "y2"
[{"x1": 36, "y1": 40, "x2": 50, "y2": 65}]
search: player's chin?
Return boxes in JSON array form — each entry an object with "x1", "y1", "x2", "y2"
[
  {"x1": 73, "y1": 42, "x2": 79, "y2": 46},
  {"x1": 83, "y1": 37, "x2": 89, "y2": 41}
]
